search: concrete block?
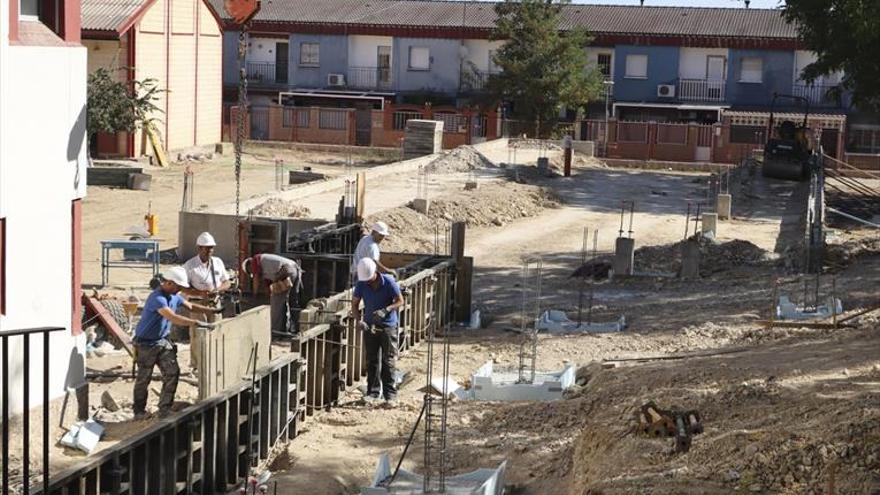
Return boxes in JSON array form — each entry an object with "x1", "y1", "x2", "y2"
[
  {"x1": 680, "y1": 239, "x2": 701, "y2": 279},
  {"x1": 464, "y1": 181, "x2": 478, "y2": 191},
  {"x1": 536, "y1": 310, "x2": 625, "y2": 333},
  {"x1": 537, "y1": 157, "x2": 550, "y2": 170},
  {"x1": 59, "y1": 419, "x2": 104, "y2": 455},
  {"x1": 363, "y1": 453, "x2": 507, "y2": 495},
  {"x1": 193, "y1": 306, "x2": 272, "y2": 399},
  {"x1": 613, "y1": 237, "x2": 635, "y2": 277},
  {"x1": 288, "y1": 170, "x2": 327, "y2": 185},
  {"x1": 468, "y1": 361, "x2": 575, "y2": 401},
  {"x1": 776, "y1": 296, "x2": 843, "y2": 321},
  {"x1": 127, "y1": 172, "x2": 152, "y2": 191},
  {"x1": 717, "y1": 193, "x2": 732, "y2": 220},
  {"x1": 412, "y1": 198, "x2": 430, "y2": 214},
  {"x1": 702, "y1": 213, "x2": 718, "y2": 236}
]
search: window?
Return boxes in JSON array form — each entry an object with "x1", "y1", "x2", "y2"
[
  {"x1": 409, "y1": 47, "x2": 430, "y2": 70},
  {"x1": 740, "y1": 57, "x2": 763, "y2": 83},
  {"x1": 597, "y1": 53, "x2": 612, "y2": 77},
  {"x1": 20, "y1": 0, "x2": 39, "y2": 18},
  {"x1": 625, "y1": 54, "x2": 648, "y2": 79},
  {"x1": 299, "y1": 42, "x2": 319, "y2": 66}
]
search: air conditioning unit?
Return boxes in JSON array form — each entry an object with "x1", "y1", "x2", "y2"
[
  {"x1": 327, "y1": 73, "x2": 345, "y2": 87},
  {"x1": 657, "y1": 84, "x2": 676, "y2": 98}
]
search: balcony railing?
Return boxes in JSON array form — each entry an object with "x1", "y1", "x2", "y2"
[
  {"x1": 347, "y1": 66, "x2": 393, "y2": 91},
  {"x1": 246, "y1": 61, "x2": 288, "y2": 85},
  {"x1": 792, "y1": 83, "x2": 843, "y2": 108},
  {"x1": 460, "y1": 69, "x2": 494, "y2": 93},
  {"x1": 677, "y1": 78, "x2": 726, "y2": 102}
]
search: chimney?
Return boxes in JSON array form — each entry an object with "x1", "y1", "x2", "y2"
[{"x1": 745, "y1": 0, "x2": 751, "y2": 7}]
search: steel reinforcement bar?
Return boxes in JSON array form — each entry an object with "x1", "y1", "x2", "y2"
[{"x1": 38, "y1": 355, "x2": 302, "y2": 495}]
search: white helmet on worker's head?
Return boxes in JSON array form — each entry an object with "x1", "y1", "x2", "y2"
[
  {"x1": 357, "y1": 258, "x2": 378, "y2": 282},
  {"x1": 196, "y1": 232, "x2": 217, "y2": 247},
  {"x1": 371, "y1": 221, "x2": 390, "y2": 237},
  {"x1": 163, "y1": 266, "x2": 190, "y2": 288},
  {"x1": 241, "y1": 257, "x2": 253, "y2": 277}
]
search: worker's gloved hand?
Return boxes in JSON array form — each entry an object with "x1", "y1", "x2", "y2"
[
  {"x1": 357, "y1": 321, "x2": 370, "y2": 333},
  {"x1": 196, "y1": 321, "x2": 217, "y2": 331},
  {"x1": 372, "y1": 307, "x2": 389, "y2": 322}
]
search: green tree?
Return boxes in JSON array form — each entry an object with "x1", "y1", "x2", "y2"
[
  {"x1": 486, "y1": 0, "x2": 604, "y2": 137},
  {"x1": 782, "y1": 0, "x2": 880, "y2": 110},
  {"x1": 86, "y1": 68, "x2": 164, "y2": 142}
]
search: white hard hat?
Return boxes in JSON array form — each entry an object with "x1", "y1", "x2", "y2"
[
  {"x1": 371, "y1": 221, "x2": 390, "y2": 237},
  {"x1": 196, "y1": 232, "x2": 217, "y2": 247},
  {"x1": 163, "y1": 266, "x2": 190, "y2": 288},
  {"x1": 357, "y1": 258, "x2": 377, "y2": 282}
]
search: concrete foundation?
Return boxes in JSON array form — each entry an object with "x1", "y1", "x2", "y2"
[
  {"x1": 536, "y1": 310, "x2": 625, "y2": 333},
  {"x1": 412, "y1": 198, "x2": 430, "y2": 213},
  {"x1": 701, "y1": 213, "x2": 718, "y2": 237},
  {"x1": 613, "y1": 237, "x2": 635, "y2": 277},
  {"x1": 717, "y1": 193, "x2": 732, "y2": 220},
  {"x1": 464, "y1": 180, "x2": 479, "y2": 190},
  {"x1": 363, "y1": 454, "x2": 507, "y2": 495},
  {"x1": 467, "y1": 361, "x2": 576, "y2": 401},
  {"x1": 192, "y1": 305, "x2": 272, "y2": 399},
  {"x1": 680, "y1": 239, "x2": 701, "y2": 279},
  {"x1": 776, "y1": 296, "x2": 843, "y2": 321}
]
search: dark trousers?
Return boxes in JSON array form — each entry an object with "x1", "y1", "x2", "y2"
[
  {"x1": 363, "y1": 326, "x2": 398, "y2": 400},
  {"x1": 133, "y1": 340, "x2": 180, "y2": 414},
  {"x1": 270, "y1": 278, "x2": 301, "y2": 334}
]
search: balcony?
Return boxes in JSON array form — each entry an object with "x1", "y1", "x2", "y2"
[
  {"x1": 246, "y1": 61, "x2": 288, "y2": 85},
  {"x1": 346, "y1": 66, "x2": 394, "y2": 91},
  {"x1": 792, "y1": 83, "x2": 844, "y2": 108},
  {"x1": 677, "y1": 78, "x2": 726, "y2": 103},
  {"x1": 459, "y1": 68, "x2": 497, "y2": 93}
]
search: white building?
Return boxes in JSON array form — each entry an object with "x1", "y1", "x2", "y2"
[{"x1": 0, "y1": 0, "x2": 88, "y2": 414}]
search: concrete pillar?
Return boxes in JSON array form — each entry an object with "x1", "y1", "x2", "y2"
[
  {"x1": 412, "y1": 198, "x2": 430, "y2": 214},
  {"x1": 702, "y1": 212, "x2": 718, "y2": 237},
  {"x1": 680, "y1": 239, "x2": 701, "y2": 279},
  {"x1": 613, "y1": 237, "x2": 635, "y2": 277},
  {"x1": 717, "y1": 193, "x2": 732, "y2": 220}
]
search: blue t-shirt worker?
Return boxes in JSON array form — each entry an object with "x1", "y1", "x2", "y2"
[
  {"x1": 133, "y1": 266, "x2": 218, "y2": 419},
  {"x1": 352, "y1": 258, "x2": 405, "y2": 404}
]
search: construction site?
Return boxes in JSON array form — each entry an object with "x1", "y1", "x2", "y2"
[{"x1": 2, "y1": 1, "x2": 880, "y2": 494}]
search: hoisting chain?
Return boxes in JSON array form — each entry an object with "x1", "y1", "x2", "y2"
[{"x1": 235, "y1": 25, "x2": 250, "y2": 267}]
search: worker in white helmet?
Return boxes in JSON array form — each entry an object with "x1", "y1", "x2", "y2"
[
  {"x1": 183, "y1": 232, "x2": 231, "y2": 299},
  {"x1": 351, "y1": 258, "x2": 405, "y2": 404},
  {"x1": 351, "y1": 221, "x2": 397, "y2": 284},
  {"x1": 132, "y1": 266, "x2": 217, "y2": 419},
  {"x1": 241, "y1": 254, "x2": 303, "y2": 335},
  {"x1": 181, "y1": 232, "x2": 230, "y2": 371}
]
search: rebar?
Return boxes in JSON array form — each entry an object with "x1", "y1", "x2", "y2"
[
  {"x1": 576, "y1": 228, "x2": 589, "y2": 326},
  {"x1": 517, "y1": 257, "x2": 543, "y2": 384}
]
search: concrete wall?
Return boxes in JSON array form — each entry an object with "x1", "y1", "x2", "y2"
[
  {"x1": 84, "y1": 38, "x2": 126, "y2": 81},
  {"x1": 393, "y1": 37, "x2": 461, "y2": 94},
  {"x1": 290, "y1": 33, "x2": 348, "y2": 88},
  {"x1": 348, "y1": 35, "x2": 392, "y2": 67},
  {"x1": 462, "y1": 39, "x2": 503, "y2": 73},
  {"x1": 727, "y1": 49, "x2": 794, "y2": 107},
  {"x1": 0, "y1": 19, "x2": 88, "y2": 412},
  {"x1": 585, "y1": 46, "x2": 614, "y2": 77},
  {"x1": 247, "y1": 35, "x2": 284, "y2": 63},
  {"x1": 613, "y1": 45, "x2": 679, "y2": 102},
  {"x1": 130, "y1": 0, "x2": 222, "y2": 155}
]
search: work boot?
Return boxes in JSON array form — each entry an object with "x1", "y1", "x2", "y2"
[
  {"x1": 363, "y1": 394, "x2": 381, "y2": 405},
  {"x1": 133, "y1": 411, "x2": 151, "y2": 421}
]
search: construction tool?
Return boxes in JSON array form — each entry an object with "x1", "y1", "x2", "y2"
[
  {"x1": 145, "y1": 123, "x2": 168, "y2": 168},
  {"x1": 637, "y1": 402, "x2": 703, "y2": 453}
]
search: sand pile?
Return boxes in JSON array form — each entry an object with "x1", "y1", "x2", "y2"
[
  {"x1": 423, "y1": 145, "x2": 495, "y2": 173},
  {"x1": 248, "y1": 198, "x2": 312, "y2": 218},
  {"x1": 635, "y1": 237, "x2": 769, "y2": 275}
]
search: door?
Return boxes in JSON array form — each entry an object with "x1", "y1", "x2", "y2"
[
  {"x1": 377, "y1": 46, "x2": 392, "y2": 89},
  {"x1": 706, "y1": 56, "x2": 726, "y2": 100},
  {"x1": 355, "y1": 103, "x2": 372, "y2": 146},
  {"x1": 275, "y1": 42, "x2": 289, "y2": 84}
]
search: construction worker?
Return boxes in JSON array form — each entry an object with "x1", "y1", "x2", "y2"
[
  {"x1": 133, "y1": 267, "x2": 216, "y2": 419},
  {"x1": 241, "y1": 254, "x2": 303, "y2": 334},
  {"x1": 351, "y1": 221, "x2": 397, "y2": 283},
  {"x1": 351, "y1": 258, "x2": 405, "y2": 404},
  {"x1": 181, "y1": 232, "x2": 230, "y2": 371}
]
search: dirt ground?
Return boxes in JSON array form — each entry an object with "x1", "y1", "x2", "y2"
[{"x1": 62, "y1": 141, "x2": 880, "y2": 494}]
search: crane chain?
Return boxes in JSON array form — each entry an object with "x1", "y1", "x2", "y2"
[{"x1": 235, "y1": 25, "x2": 250, "y2": 268}]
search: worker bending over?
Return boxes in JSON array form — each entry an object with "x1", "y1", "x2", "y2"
[
  {"x1": 351, "y1": 258, "x2": 405, "y2": 404},
  {"x1": 351, "y1": 221, "x2": 397, "y2": 283},
  {"x1": 133, "y1": 267, "x2": 217, "y2": 419},
  {"x1": 242, "y1": 254, "x2": 303, "y2": 334}
]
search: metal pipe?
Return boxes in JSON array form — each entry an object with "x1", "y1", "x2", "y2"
[
  {"x1": 43, "y1": 330, "x2": 50, "y2": 495},
  {"x1": 22, "y1": 335, "x2": 29, "y2": 495},
  {"x1": 628, "y1": 201, "x2": 635, "y2": 238}
]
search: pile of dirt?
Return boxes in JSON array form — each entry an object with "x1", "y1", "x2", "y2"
[
  {"x1": 371, "y1": 182, "x2": 561, "y2": 253},
  {"x1": 248, "y1": 198, "x2": 311, "y2": 218},
  {"x1": 509, "y1": 139, "x2": 562, "y2": 151},
  {"x1": 423, "y1": 145, "x2": 495, "y2": 173},
  {"x1": 825, "y1": 233, "x2": 880, "y2": 268},
  {"x1": 635, "y1": 237, "x2": 769, "y2": 275}
]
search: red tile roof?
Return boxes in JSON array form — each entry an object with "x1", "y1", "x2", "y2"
[{"x1": 206, "y1": 0, "x2": 798, "y2": 40}]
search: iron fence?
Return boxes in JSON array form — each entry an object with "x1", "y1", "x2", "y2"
[
  {"x1": 318, "y1": 109, "x2": 349, "y2": 130},
  {"x1": 347, "y1": 66, "x2": 393, "y2": 91}
]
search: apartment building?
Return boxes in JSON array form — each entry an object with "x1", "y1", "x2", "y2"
[
  {"x1": 1, "y1": 0, "x2": 88, "y2": 413},
  {"x1": 209, "y1": 0, "x2": 877, "y2": 157},
  {"x1": 82, "y1": 0, "x2": 224, "y2": 158}
]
